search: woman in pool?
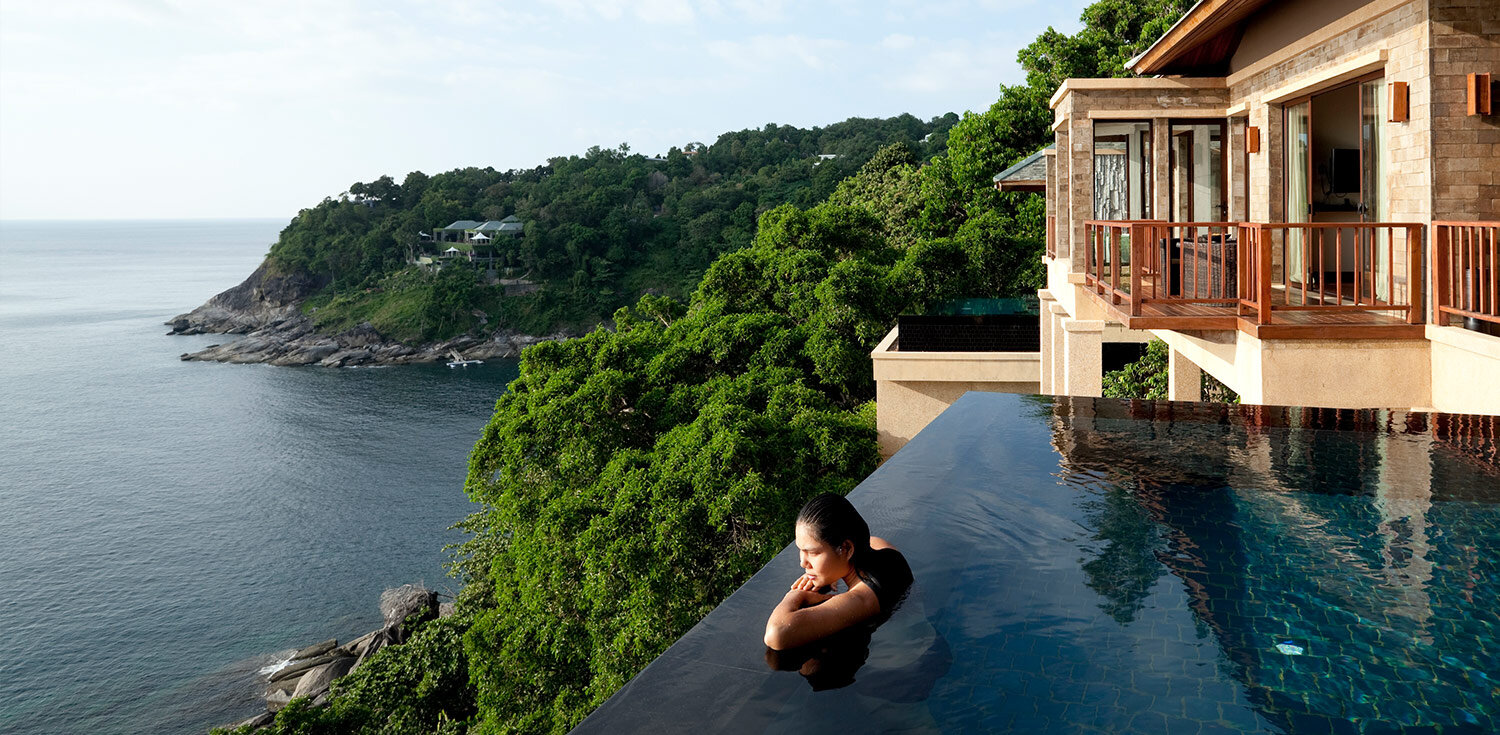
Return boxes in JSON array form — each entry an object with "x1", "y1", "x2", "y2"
[{"x1": 763, "y1": 493, "x2": 912, "y2": 651}]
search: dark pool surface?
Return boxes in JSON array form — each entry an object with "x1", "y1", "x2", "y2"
[{"x1": 573, "y1": 393, "x2": 1500, "y2": 734}]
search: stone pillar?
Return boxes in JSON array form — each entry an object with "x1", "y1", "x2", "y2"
[
  {"x1": 1038, "y1": 290, "x2": 1056, "y2": 394},
  {"x1": 1168, "y1": 347, "x2": 1202, "y2": 402},
  {"x1": 1152, "y1": 121, "x2": 1171, "y2": 220},
  {"x1": 1049, "y1": 303, "x2": 1070, "y2": 395},
  {"x1": 1062, "y1": 318, "x2": 1105, "y2": 397}
]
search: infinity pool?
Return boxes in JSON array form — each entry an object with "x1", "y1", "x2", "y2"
[{"x1": 574, "y1": 393, "x2": 1499, "y2": 734}]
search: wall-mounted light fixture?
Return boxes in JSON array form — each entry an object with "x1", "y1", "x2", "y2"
[
  {"x1": 1389, "y1": 81, "x2": 1409, "y2": 122},
  {"x1": 1246, "y1": 126, "x2": 1261, "y2": 153},
  {"x1": 1468, "y1": 73, "x2": 1493, "y2": 116}
]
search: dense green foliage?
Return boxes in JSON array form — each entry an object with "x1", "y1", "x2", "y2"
[
  {"x1": 269, "y1": 115, "x2": 959, "y2": 338},
  {"x1": 1102, "y1": 339, "x2": 1172, "y2": 399},
  {"x1": 233, "y1": 1, "x2": 1197, "y2": 733},
  {"x1": 1102, "y1": 339, "x2": 1240, "y2": 403}
]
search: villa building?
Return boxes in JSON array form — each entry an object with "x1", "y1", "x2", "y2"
[
  {"x1": 431, "y1": 215, "x2": 525, "y2": 244},
  {"x1": 875, "y1": 0, "x2": 1499, "y2": 457}
]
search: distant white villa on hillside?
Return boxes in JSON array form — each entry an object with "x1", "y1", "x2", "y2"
[{"x1": 429, "y1": 215, "x2": 524, "y2": 244}]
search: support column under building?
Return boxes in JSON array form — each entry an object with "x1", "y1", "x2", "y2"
[
  {"x1": 1048, "y1": 303, "x2": 1070, "y2": 395},
  {"x1": 1168, "y1": 347, "x2": 1202, "y2": 402},
  {"x1": 1062, "y1": 318, "x2": 1104, "y2": 397},
  {"x1": 1038, "y1": 290, "x2": 1057, "y2": 394}
]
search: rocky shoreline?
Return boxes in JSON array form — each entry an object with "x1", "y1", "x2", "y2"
[
  {"x1": 224, "y1": 585, "x2": 452, "y2": 732},
  {"x1": 166, "y1": 261, "x2": 571, "y2": 366}
]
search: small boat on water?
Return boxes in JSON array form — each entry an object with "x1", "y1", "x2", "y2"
[{"x1": 447, "y1": 349, "x2": 483, "y2": 368}]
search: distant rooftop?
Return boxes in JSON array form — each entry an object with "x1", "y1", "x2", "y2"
[{"x1": 992, "y1": 144, "x2": 1051, "y2": 192}]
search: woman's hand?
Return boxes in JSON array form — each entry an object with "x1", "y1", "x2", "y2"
[
  {"x1": 790, "y1": 573, "x2": 820, "y2": 592},
  {"x1": 783, "y1": 588, "x2": 834, "y2": 608}
]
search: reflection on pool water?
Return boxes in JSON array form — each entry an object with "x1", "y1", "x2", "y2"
[{"x1": 574, "y1": 393, "x2": 1499, "y2": 734}]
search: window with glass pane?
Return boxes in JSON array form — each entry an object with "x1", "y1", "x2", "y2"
[
  {"x1": 1093, "y1": 121, "x2": 1151, "y2": 220},
  {"x1": 1168, "y1": 122, "x2": 1226, "y2": 222}
]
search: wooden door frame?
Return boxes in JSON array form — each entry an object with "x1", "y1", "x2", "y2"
[
  {"x1": 1167, "y1": 119, "x2": 1228, "y2": 222},
  {"x1": 1280, "y1": 71, "x2": 1384, "y2": 223}
]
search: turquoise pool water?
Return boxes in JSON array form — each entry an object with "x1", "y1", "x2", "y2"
[{"x1": 576, "y1": 394, "x2": 1499, "y2": 734}]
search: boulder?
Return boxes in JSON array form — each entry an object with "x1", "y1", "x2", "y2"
[
  {"x1": 439, "y1": 601, "x2": 456, "y2": 618},
  {"x1": 266, "y1": 689, "x2": 293, "y2": 713},
  {"x1": 236, "y1": 711, "x2": 275, "y2": 730},
  {"x1": 354, "y1": 628, "x2": 395, "y2": 670},
  {"x1": 338, "y1": 630, "x2": 380, "y2": 659},
  {"x1": 380, "y1": 584, "x2": 438, "y2": 630},
  {"x1": 292, "y1": 638, "x2": 339, "y2": 660},
  {"x1": 268, "y1": 653, "x2": 339, "y2": 682},
  {"x1": 265, "y1": 672, "x2": 304, "y2": 697},
  {"x1": 291, "y1": 656, "x2": 356, "y2": 700},
  {"x1": 335, "y1": 322, "x2": 383, "y2": 348}
]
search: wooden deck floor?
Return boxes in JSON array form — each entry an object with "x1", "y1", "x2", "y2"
[{"x1": 1089, "y1": 281, "x2": 1423, "y2": 339}]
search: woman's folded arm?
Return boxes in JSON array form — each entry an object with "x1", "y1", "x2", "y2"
[{"x1": 763, "y1": 585, "x2": 880, "y2": 651}]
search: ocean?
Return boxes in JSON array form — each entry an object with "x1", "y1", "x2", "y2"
[{"x1": 0, "y1": 220, "x2": 520, "y2": 734}]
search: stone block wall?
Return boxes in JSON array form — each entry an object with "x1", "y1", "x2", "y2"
[
  {"x1": 1430, "y1": 0, "x2": 1500, "y2": 221},
  {"x1": 1052, "y1": 82, "x2": 1231, "y2": 274}
]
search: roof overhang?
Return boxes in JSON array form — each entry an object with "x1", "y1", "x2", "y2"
[
  {"x1": 1128, "y1": 0, "x2": 1279, "y2": 76},
  {"x1": 991, "y1": 144, "x2": 1053, "y2": 193}
]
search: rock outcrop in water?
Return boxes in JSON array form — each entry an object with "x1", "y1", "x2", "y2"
[
  {"x1": 167, "y1": 263, "x2": 568, "y2": 366},
  {"x1": 227, "y1": 584, "x2": 449, "y2": 732},
  {"x1": 167, "y1": 262, "x2": 324, "y2": 337}
]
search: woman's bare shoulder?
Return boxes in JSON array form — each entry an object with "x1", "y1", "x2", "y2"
[{"x1": 870, "y1": 536, "x2": 897, "y2": 551}]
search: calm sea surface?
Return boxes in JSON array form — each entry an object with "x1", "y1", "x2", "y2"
[{"x1": 0, "y1": 220, "x2": 519, "y2": 734}]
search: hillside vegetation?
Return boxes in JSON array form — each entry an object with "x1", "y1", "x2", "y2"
[
  {"x1": 223, "y1": 1, "x2": 1193, "y2": 733},
  {"x1": 264, "y1": 115, "x2": 960, "y2": 342}
]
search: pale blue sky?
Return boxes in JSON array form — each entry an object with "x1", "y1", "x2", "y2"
[{"x1": 0, "y1": 0, "x2": 1088, "y2": 220}]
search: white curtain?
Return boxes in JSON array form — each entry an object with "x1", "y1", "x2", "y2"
[{"x1": 1286, "y1": 101, "x2": 1311, "y2": 286}]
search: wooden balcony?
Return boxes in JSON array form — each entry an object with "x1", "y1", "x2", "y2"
[
  {"x1": 1083, "y1": 220, "x2": 1426, "y2": 339},
  {"x1": 1433, "y1": 221, "x2": 1500, "y2": 331}
]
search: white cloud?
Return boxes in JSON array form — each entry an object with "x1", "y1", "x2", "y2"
[
  {"x1": 881, "y1": 33, "x2": 916, "y2": 50},
  {"x1": 634, "y1": 0, "x2": 695, "y2": 24},
  {"x1": 705, "y1": 35, "x2": 848, "y2": 72},
  {"x1": 541, "y1": 0, "x2": 696, "y2": 24},
  {"x1": 883, "y1": 35, "x2": 1029, "y2": 95}
]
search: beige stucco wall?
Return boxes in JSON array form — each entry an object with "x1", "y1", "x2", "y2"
[
  {"x1": 1152, "y1": 328, "x2": 1435, "y2": 408},
  {"x1": 875, "y1": 380, "x2": 1040, "y2": 458},
  {"x1": 871, "y1": 328, "x2": 1041, "y2": 457},
  {"x1": 1427, "y1": 325, "x2": 1500, "y2": 414}
]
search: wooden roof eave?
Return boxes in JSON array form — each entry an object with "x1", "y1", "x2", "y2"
[
  {"x1": 997, "y1": 180, "x2": 1046, "y2": 193},
  {"x1": 1128, "y1": 0, "x2": 1271, "y2": 76}
]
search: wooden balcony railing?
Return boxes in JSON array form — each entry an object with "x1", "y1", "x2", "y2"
[
  {"x1": 1239, "y1": 223, "x2": 1424, "y2": 325},
  {"x1": 1083, "y1": 220, "x2": 1245, "y2": 317},
  {"x1": 1433, "y1": 221, "x2": 1500, "y2": 328},
  {"x1": 1084, "y1": 220, "x2": 1424, "y2": 329}
]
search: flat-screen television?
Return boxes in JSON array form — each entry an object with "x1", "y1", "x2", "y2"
[{"x1": 1330, "y1": 148, "x2": 1360, "y2": 195}]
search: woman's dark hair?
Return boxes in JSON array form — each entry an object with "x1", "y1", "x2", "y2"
[
  {"x1": 797, "y1": 492, "x2": 872, "y2": 563},
  {"x1": 796, "y1": 493, "x2": 912, "y2": 612}
]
